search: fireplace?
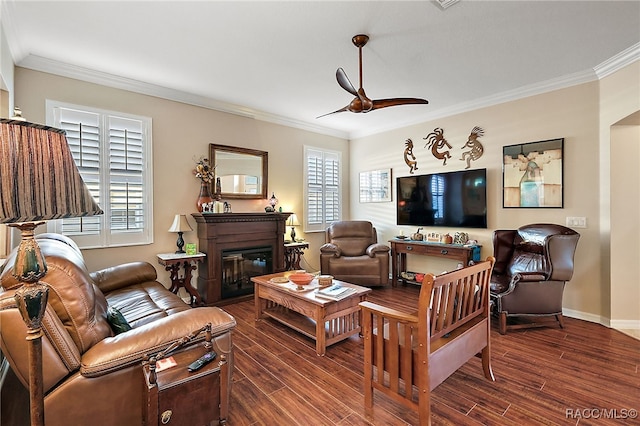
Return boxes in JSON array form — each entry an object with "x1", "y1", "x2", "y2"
[
  {"x1": 221, "y1": 246, "x2": 272, "y2": 299},
  {"x1": 192, "y1": 212, "x2": 290, "y2": 305}
]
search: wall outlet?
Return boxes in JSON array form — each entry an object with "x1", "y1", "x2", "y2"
[{"x1": 566, "y1": 217, "x2": 587, "y2": 228}]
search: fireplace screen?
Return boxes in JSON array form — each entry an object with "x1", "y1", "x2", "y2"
[{"x1": 221, "y1": 246, "x2": 273, "y2": 299}]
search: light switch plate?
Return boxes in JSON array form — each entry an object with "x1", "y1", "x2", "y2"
[{"x1": 566, "y1": 217, "x2": 587, "y2": 228}]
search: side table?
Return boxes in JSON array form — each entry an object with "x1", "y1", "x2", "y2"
[
  {"x1": 157, "y1": 252, "x2": 206, "y2": 307},
  {"x1": 284, "y1": 241, "x2": 309, "y2": 270}
]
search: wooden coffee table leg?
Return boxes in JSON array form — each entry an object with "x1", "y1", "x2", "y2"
[
  {"x1": 315, "y1": 307, "x2": 326, "y2": 356},
  {"x1": 254, "y1": 284, "x2": 263, "y2": 321}
]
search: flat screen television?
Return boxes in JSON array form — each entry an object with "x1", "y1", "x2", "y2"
[{"x1": 397, "y1": 168, "x2": 487, "y2": 228}]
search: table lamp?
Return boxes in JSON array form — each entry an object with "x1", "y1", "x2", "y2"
[
  {"x1": 0, "y1": 118, "x2": 103, "y2": 426},
  {"x1": 287, "y1": 213, "x2": 300, "y2": 242},
  {"x1": 168, "y1": 214, "x2": 192, "y2": 253}
]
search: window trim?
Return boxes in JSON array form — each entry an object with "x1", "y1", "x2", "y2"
[{"x1": 45, "y1": 100, "x2": 154, "y2": 249}]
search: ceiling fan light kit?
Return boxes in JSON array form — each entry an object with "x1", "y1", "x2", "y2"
[{"x1": 319, "y1": 34, "x2": 428, "y2": 118}]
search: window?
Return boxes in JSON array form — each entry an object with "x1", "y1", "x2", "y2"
[
  {"x1": 304, "y1": 146, "x2": 341, "y2": 232},
  {"x1": 46, "y1": 101, "x2": 153, "y2": 248}
]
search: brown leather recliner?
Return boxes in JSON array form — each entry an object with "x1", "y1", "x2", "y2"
[
  {"x1": 490, "y1": 223, "x2": 580, "y2": 334},
  {"x1": 320, "y1": 221, "x2": 390, "y2": 286},
  {"x1": 0, "y1": 233, "x2": 236, "y2": 425}
]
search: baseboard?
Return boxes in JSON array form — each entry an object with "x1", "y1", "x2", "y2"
[
  {"x1": 563, "y1": 308, "x2": 640, "y2": 330},
  {"x1": 609, "y1": 319, "x2": 640, "y2": 330},
  {"x1": 562, "y1": 308, "x2": 606, "y2": 325}
]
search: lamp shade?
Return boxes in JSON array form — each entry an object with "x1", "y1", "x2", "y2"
[
  {"x1": 287, "y1": 213, "x2": 300, "y2": 227},
  {"x1": 0, "y1": 119, "x2": 103, "y2": 223},
  {"x1": 168, "y1": 214, "x2": 192, "y2": 233}
]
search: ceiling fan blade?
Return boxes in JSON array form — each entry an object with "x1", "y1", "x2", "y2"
[
  {"x1": 336, "y1": 68, "x2": 359, "y2": 97},
  {"x1": 316, "y1": 105, "x2": 349, "y2": 119},
  {"x1": 371, "y1": 98, "x2": 429, "y2": 111}
]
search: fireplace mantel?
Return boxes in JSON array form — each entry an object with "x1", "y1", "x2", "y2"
[{"x1": 192, "y1": 212, "x2": 291, "y2": 305}]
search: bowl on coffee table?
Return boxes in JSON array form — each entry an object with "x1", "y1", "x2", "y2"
[{"x1": 288, "y1": 272, "x2": 315, "y2": 290}]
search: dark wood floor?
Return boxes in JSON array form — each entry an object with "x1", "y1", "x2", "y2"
[{"x1": 223, "y1": 285, "x2": 640, "y2": 426}]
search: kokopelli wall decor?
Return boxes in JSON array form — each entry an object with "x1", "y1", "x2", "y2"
[
  {"x1": 424, "y1": 127, "x2": 452, "y2": 165},
  {"x1": 460, "y1": 126, "x2": 485, "y2": 169},
  {"x1": 403, "y1": 138, "x2": 418, "y2": 174}
]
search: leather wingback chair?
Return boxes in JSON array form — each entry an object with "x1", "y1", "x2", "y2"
[
  {"x1": 490, "y1": 223, "x2": 580, "y2": 334},
  {"x1": 0, "y1": 233, "x2": 236, "y2": 425},
  {"x1": 320, "y1": 221, "x2": 390, "y2": 286}
]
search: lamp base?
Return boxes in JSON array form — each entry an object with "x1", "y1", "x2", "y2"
[
  {"x1": 8, "y1": 221, "x2": 48, "y2": 426},
  {"x1": 175, "y1": 231, "x2": 186, "y2": 254},
  {"x1": 290, "y1": 226, "x2": 297, "y2": 243}
]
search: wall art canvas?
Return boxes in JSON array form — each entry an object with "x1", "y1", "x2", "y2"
[{"x1": 503, "y1": 138, "x2": 564, "y2": 208}]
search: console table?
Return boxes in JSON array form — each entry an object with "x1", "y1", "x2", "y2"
[
  {"x1": 389, "y1": 239, "x2": 481, "y2": 287},
  {"x1": 157, "y1": 252, "x2": 206, "y2": 306},
  {"x1": 284, "y1": 241, "x2": 309, "y2": 270}
]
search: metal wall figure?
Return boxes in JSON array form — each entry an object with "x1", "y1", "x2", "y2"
[
  {"x1": 460, "y1": 126, "x2": 485, "y2": 169},
  {"x1": 403, "y1": 138, "x2": 418, "y2": 174},
  {"x1": 423, "y1": 127, "x2": 452, "y2": 165}
]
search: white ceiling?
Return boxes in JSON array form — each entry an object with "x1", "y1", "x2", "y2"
[{"x1": 2, "y1": 1, "x2": 640, "y2": 139}]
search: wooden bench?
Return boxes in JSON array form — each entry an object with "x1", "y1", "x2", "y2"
[{"x1": 359, "y1": 257, "x2": 496, "y2": 425}]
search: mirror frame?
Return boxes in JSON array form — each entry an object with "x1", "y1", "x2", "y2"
[{"x1": 209, "y1": 143, "x2": 268, "y2": 199}]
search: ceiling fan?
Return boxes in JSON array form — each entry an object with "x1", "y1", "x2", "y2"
[{"x1": 318, "y1": 34, "x2": 429, "y2": 118}]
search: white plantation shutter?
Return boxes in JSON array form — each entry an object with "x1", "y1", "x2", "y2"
[
  {"x1": 108, "y1": 117, "x2": 144, "y2": 233},
  {"x1": 47, "y1": 102, "x2": 153, "y2": 248},
  {"x1": 58, "y1": 110, "x2": 102, "y2": 235},
  {"x1": 304, "y1": 146, "x2": 341, "y2": 232}
]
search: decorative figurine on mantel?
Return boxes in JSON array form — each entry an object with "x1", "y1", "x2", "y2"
[
  {"x1": 265, "y1": 192, "x2": 278, "y2": 212},
  {"x1": 424, "y1": 127, "x2": 452, "y2": 166},
  {"x1": 460, "y1": 126, "x2": 485, "y2": 169}
]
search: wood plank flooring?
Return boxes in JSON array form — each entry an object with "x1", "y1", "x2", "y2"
[{"x1": 222, "y1": 285, "x2": 640, "y2": 426}]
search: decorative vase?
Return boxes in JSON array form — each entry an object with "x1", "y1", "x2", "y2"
[{"x1": 196, "y1": 181, "x2": 213, "y2": 212}]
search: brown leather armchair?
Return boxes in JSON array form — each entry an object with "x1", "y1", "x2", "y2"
[
  {"x1": 490, "y1": 223, "x2": 580, "y2": 334},
  {"x1": 0, "y1": 233, "x2": 236, "y2": 425},
  {"x1": 320, "y1": 221, "x2": 390, "y2": 286}
]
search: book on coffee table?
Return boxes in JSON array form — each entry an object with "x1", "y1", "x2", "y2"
[{"x1": 315, "y1": 283, "x2": 356, "y2": 301}]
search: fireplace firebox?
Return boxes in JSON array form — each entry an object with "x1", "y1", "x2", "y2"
[{"x1": 221, "y1": 246, "x2": 272, "y2": 299}]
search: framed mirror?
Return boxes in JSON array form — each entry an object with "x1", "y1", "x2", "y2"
[{"x1": 209, "y1": 143, "x2": 268, "y2": 199}]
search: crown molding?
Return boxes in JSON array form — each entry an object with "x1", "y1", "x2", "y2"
[
  {"x1": 1, "y1": 1, "x2": 25, "y2": 62},
  {"x1": 17, "y1": 55, "x2": 350, "y2": 140},
  {"x1": 594, "y1": 42, "x2": 640, "y2": 79},
  {"x1": 350, "y1": 67, "x2": 598, "y2": 139}
]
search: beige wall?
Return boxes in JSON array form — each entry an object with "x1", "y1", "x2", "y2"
[
  {"x1": 350, "y1": 81, "x2": 603, "y2": 318},
  {"x1": 14, "y1": 67, "x2": 349, "y2": 288}
]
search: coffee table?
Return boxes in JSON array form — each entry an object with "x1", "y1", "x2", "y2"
[{"x1": 252, "y1": 273, "x2": 372, "y2": 356}]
